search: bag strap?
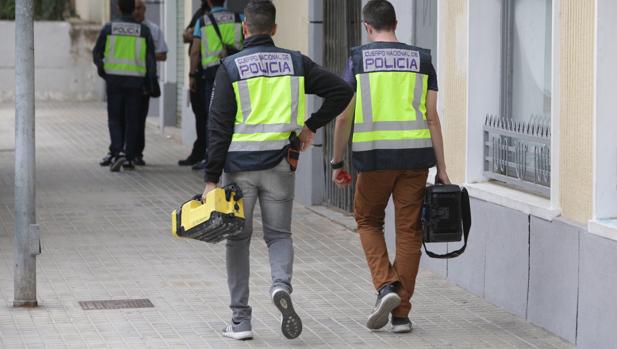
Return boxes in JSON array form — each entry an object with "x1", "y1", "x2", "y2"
[
  {"x1": 423, "y1": 187, "x2": 472, "y2": 259},
  {"x1": 206, "y1": 12, "x2": 225, "y2": 46}
]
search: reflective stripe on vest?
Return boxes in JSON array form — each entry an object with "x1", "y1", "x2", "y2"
[
  {"x1": 228, "y1": 75, "x2": 305, "y2": 152},
  {"x1": 352, "y1": 71, "x2": 432, "y2": 152},
  {"x1": 104, "y1": 35, "x2": 147, "y2": 77},
  {"x1": 200, "y1": 14, "x2": 242, "y2": 68}
]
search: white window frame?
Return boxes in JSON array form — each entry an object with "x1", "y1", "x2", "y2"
[
  {"x1": 464, "y1": 0, "x2": 560, "y2": 220},
  {"x1": 590, "y1": 0, "x2": 617, "y2": 240}
]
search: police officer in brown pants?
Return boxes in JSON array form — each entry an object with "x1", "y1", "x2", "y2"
[{"x1": 332, "y1": 0, "x2": 451, "y2": 333}]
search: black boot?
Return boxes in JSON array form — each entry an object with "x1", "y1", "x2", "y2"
[{"x1": 178, "y1": 155, "x2": 202, "y2": 166}]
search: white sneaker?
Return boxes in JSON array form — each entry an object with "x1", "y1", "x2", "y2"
[
  {"x1": 222, "y1": 321, "x2": 253, "y2": 340},
  {"x1": 272, "y1": 288, "x2": 302, "y2": 339},
  {"x1": 391, "y1": 316, "x2": 413, "y2": 333}
]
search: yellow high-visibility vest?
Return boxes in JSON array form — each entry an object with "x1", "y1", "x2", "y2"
[
  {"x1": 104, "y1": 22, "x2": 147, "y2": 77},
  {"x1": 224, "y1": 48, "x2": 306, "y2": 154},
  {"x1": 349, "y1": 42, "x2": 437, "y2": 171},
  {"x1": 200, "y1": 11, "x2": 243, "y2": 69}
]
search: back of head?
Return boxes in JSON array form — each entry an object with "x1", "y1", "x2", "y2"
[
  {"x1": 362, "y1": 0, "x2": 397, "y2": 32},
  {"x1": 118, "y1": 0, "x2": 136, "y2": 15},
  {"x1": 200, "y1": 0, "x2": 211, "y2": 12},
  {"x1": 244, "y1": 0, "x2": 276, "y2": 35}
]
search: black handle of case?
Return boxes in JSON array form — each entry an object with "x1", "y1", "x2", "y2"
[
  {"x1": 224, "y1": 183, "x2": 244, "y2": 201},
  {"x1": 423, "y1": 187, "x2": 472, "y2": 259}
]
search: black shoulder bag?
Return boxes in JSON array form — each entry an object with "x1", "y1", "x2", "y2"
[
  {"x1": 421, "y1": 184, "x2": 472, "y2": 259},
  {"x1": 206, "y1": 12, "x2": 241, "y2": 59}
]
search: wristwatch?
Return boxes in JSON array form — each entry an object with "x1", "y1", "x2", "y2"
[{"x1": 330, "y1": 160, "x2": 344, "y2": 169}]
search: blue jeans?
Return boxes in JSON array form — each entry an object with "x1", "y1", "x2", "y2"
[{"x1": 223, "y1": 159, "x2": 295, "y2": 323}]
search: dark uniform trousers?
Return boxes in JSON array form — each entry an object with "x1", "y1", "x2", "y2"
[
  {"x1": 106, "y1": 85, "x2": 143, "y2": 161},
  {"x1": 189, "y1": 76, "x2": 207, "y2": 161},
  {"x1": 189, "y1": 68, "x2": 216, "y2": 162},
  {"x1": 136, "y1": 95, "x2": 150, "y2": 158}
]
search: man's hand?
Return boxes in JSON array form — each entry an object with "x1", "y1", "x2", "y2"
[
  {"x1": 332, "y1": 168, "x2": 352, "y2": 188},
  {"x1": 155, "y1": 52, "x2": 167, "y2": 62},
  {"x1": 202, "y1": 182, "x2": 218, "y2": 203},
  {"x1": 190, "y1": 77, "x2": 197, "y2": 93},
  {"x1": 183, "y1": 28, "x2": 194, "y2": 43},
  {"x1": 435, "y1": 169, "x2": 451, "y2": 185},
  {"x1": 298, "y1": 126, "x2": 315, "y2": 151}
]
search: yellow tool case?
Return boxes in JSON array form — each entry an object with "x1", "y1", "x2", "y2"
[{"x1": 172, "y1": 184, "x2": 245, "y2": 243}]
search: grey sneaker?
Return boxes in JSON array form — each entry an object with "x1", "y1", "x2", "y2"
[
  {"x1": 391, "y1": 316, "x2": 412, "y2": 333},
  {"x1": 222, "y1": 320, "x2": 253, "y2": 341},
  {"x1": 272, "y1": 288, "x2": 302, "y2": 339},
  {"x1": 366, "y1": 283, "x2": 401, "y2": 330}
]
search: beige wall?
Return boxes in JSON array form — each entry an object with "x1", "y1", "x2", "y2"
[
  {"x1": 271, "y1": 0, "x2": 309, "y2": 53},
  {"x1": 438, "y1": 0, "x2": 467, "y2": 184},
  {"x1": 559, "y1": 0, "x2": 595, "y2": 224}
]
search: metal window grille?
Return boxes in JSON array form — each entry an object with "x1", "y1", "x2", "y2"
[
  {"x1": 322, "y1": 0, "x2": 361, "y2": 213},
  {"x1": 483, "y1": 115, "x2": 551, "y2": 197}
]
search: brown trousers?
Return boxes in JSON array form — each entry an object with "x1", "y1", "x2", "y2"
[{"x1": 354, "y1": 169, "x2": 428, "y2": 317}]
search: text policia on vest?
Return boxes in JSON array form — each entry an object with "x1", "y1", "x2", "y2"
[
  {"x1": 362, "y1": 48, "x2": 421, "y2": 73},
  {"x1": 235, "y1": 52, "x2": 294, "y2": 79}
]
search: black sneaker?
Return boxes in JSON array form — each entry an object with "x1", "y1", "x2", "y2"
[
  {"x1": 123, "y1": 161, "x2": 135, "y2": 170},
  {"x1": 391, "y1": 316, "x2": 412, "y2": 333},
  {"x1": 272, "y1": 288, "x2": 302, "y2": 339},
  {"x1": 178, "y1": 156, "x2": 201, "y2": 166},
  {"x1": 134, "y1": 156, "x2": 146, "y2": 166},
  {"x1": 110, "y1": 155, "x2": 126, "y2": 172},
  {"x1": 366, "y1": 283, "x2": 401, "y2": 330},
  {"x1": 191, "y1": 160, "x2": 207, "y2": 170},
  {"x1": 100, "y1": 153, "x2": 113, "y2": 166}
]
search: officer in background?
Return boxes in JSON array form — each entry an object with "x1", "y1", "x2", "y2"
[
  {"x1": 187, "y1": 0, "x2": 243, "y2": 171},
  {"x1": 93, "y1": 0, "x2": 157, "y2": 171},
  {"x1": 178, "y1": 0, "x2": 211, "y2": 168},
  {"x1": 202, "y1": 0, "x2": 353, "y2": 341},
  {"x1": 133, "y1": 0, "x2": 168, "y2": 166},
  {"x1": 331, "y1": 0, "x2": 450, "y2": 333}
]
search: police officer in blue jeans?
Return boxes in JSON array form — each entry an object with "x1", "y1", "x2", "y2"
[{"x1": 201, "y1": 0, "x2": 353, "y2": 341}]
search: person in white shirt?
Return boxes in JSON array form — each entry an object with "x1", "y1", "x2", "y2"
[{"x1": 133, "y1": 0, "x2": 168, "y2": 165}]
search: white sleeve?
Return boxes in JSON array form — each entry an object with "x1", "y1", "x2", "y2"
[{"x1": 155, "y1": 26, "x2": 168, "y2": 54}]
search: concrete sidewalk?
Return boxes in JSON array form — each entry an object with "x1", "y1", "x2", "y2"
[{"x1": 0, "y1": 103, "x2": 572, "y2": 349}]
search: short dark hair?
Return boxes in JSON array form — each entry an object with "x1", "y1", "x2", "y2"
[
  {"x1": 362, "y1": 0, "x2": 397, "y2": 32},
  {"x1": 244, "y1": 0, "x2": 276, "y2": 34},
  {"x1": 210, "y1": 0, "x2": 226, "y2": 7},
  {"x1": 201, "y1": 1, "x2": 211, "y2": 12},
  {"x1": 118, "y1": 0, "x2": 135, "y2": 15}
]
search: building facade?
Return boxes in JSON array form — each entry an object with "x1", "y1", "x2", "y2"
[
  {"x1": 276, "y1": 1, "x2": 617, "y2": 348},
  {"x1": 78, "y1": 1, "x2": 616, "y2": 347}
]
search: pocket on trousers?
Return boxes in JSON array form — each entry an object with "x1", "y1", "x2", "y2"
[{"x1": 275, "y1": 158, "x2": 294, "y2": 175}]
